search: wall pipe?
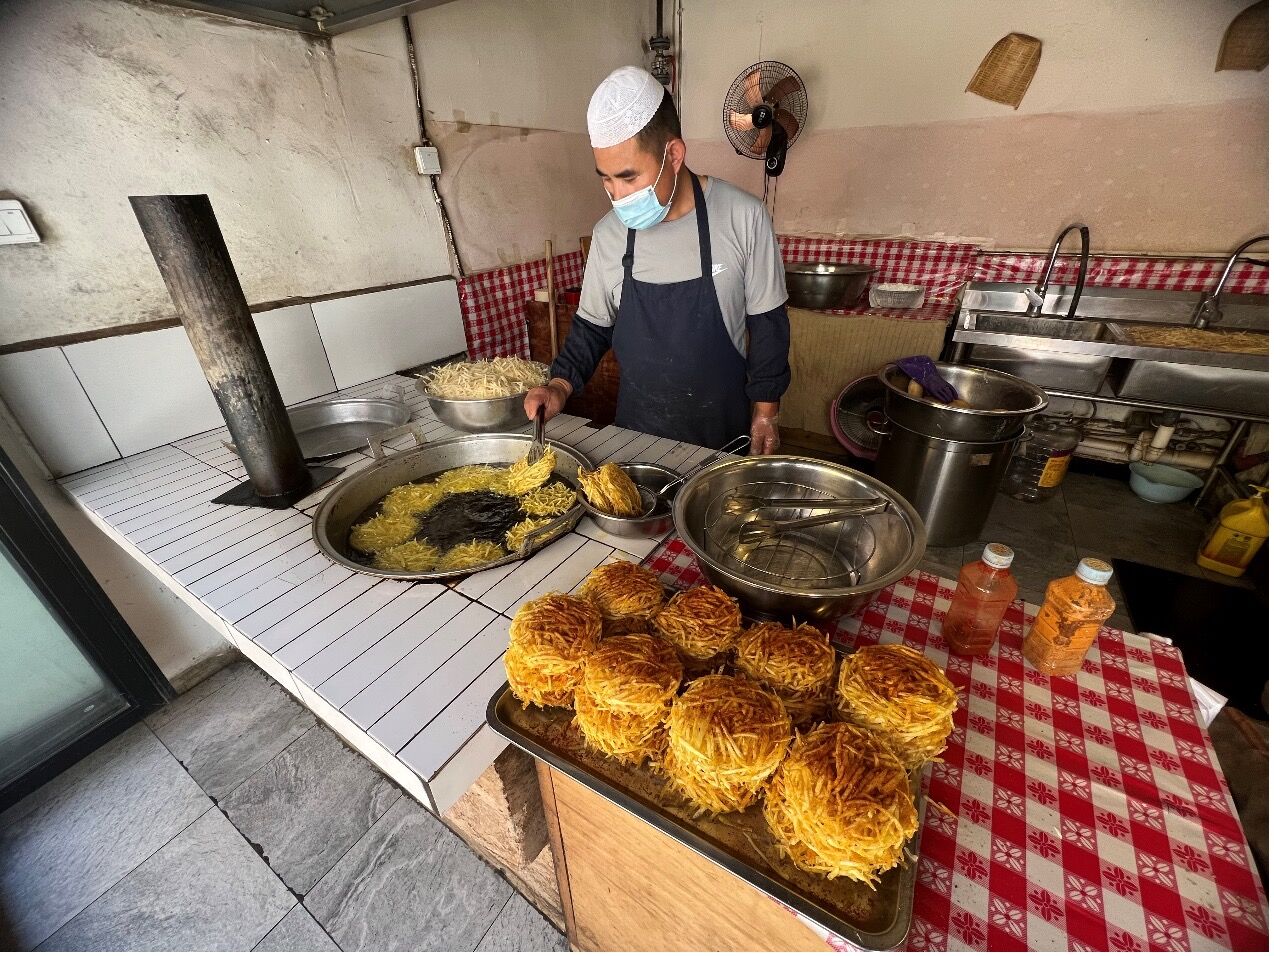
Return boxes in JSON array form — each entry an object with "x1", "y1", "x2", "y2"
[{"x1": 129, "y1": 194, "x2": 312, "y2": 501}]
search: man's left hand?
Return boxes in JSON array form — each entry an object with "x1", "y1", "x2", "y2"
[{"x1": 750, "y1": 411, "x2": 781, "y2": 455}]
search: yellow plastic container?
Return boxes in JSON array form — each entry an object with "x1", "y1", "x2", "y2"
[{"x1": 1197, "y1": 485, "x2": 1268, "y2": 577}]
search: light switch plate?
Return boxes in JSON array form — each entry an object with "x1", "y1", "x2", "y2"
[
  {"x1": 0, "y1": 200, "x2": 40, "y2": 244},
  {"x1": 413, "y1": 145, "x2": 442, "y2": 176}
]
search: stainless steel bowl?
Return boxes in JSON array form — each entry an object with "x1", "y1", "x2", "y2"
[
  {"x1": 578, "y1": 462, "x2": 678, "y2": 539},
  {"x1": 288, "y1": 398, "x2": 410, "y2": 459},
  {"x1": 673, "y1": 456, "x2": 926, "y2": 620},
  {"x1": 879, "y1": 362, "x2": 1048, "y2": 442},
  {"x1": 312, "y1": 432, "x2": 594, "y2": 580},
  {"x1": 785, "y1": 262, "x2": 875, "y2": 310},
  {"x1": 418, "y1": 388, "x2": 532, "y2": 434}
]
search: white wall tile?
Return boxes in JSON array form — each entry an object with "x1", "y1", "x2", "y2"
[
  {"x1": 0, "y1": 348, "x2": 120, "y2": 475},
  {"x1": 254, "y1": 304, "x2": 337, "y2": 405},
  {"x1": 64, "y1": 326, "x2": 223, "y2": 457},
  {"x1": 312, "y1": 281, "x2": 466, "y2": 389}
]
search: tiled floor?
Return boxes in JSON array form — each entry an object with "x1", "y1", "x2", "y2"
[{"x1": 0, "y1": 662, "x2": 565, "y2": 953}]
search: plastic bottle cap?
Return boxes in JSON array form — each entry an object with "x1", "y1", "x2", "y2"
[
  {"x1": 981, "y1": 543, "x2": 1015, "y2": 569},
  {"x1": 1075, "y1": 557, "x2": 1113, "y2": 586}
]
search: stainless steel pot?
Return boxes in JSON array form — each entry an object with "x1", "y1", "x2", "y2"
[
  {"x1": 785, "y1": 263, "x2": 875, "y2": 311},
  {"x1": 673, "y1": 456, "x2": 926, "y2": 620},
  {"x1": 577, "y1": 462, "x2": 678, "y2": 539},
  {"x1": 312, "y1": 430, "x2": 594, "y2": 580},
  {"x1": 873, "y1": 422, "x2": 1024, "y2": 548},
  {"x1": 879, "y1": 362, "x2": 1047, "y2": 442}
]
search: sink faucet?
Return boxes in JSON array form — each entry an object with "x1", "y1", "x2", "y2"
[
  {"x1": 1024, "y1": 223, "x2": 1090, "y2": 319},
  {"x1": 1190, "y1": 234, "x2": 1268, "y2": 328}
]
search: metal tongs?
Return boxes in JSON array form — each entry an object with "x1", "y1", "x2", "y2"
[
  {"x1": 722, "y1": 493, "x2": 884, "y2": 516},
  {"x1": 736, "y1": 499, "x2": 890, "y2": 548},
  {"x1": 526, "y1": 406, "x2": 547, "y2": 463},
  {"x1": 636, "y1": 434, "x2": 753, "y2": 517}
]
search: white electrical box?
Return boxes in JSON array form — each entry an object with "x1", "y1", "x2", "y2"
[
  {"x1": 413, "y1": 145, "x2": 442, "y2": 176},
  {"x1": 0, "y1": 200, "x2": 40, "y2": 245}
]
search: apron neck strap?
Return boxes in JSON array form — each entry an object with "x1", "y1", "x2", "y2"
[{"x1": 621, "y1": 174, "x2": 714, "y2": 279}]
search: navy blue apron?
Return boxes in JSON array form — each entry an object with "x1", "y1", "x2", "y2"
[{"x1": 611, "y1": 174, "x2": 750, "y2": 447}]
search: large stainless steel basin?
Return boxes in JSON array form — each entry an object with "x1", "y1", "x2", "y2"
[{"x1": 672, "y1": 456, "x2": 926, "y2": 620}]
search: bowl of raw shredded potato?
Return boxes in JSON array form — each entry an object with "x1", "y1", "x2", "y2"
[{"x1": 417, "y1": 357, "x2": 549, "y2": 433}]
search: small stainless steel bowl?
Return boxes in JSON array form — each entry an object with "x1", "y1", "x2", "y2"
[
  {"x1": 578, "y1": 462, "x2": 678, "y2": 539},
  {"x1": 418, "y1": 388, "x2": 532, "y2": 434}
]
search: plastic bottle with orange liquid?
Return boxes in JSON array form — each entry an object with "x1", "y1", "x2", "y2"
[{"x1": 1023, "y1": 558, "x2": 1116, "y2": 677}]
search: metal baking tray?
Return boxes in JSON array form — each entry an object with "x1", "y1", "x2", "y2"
[
  {"x1": 488, "y1": 685, "x2": 925, "y2": 950},
  {"x1": 288, "y1": 398, "x2": 411, "y2": 459}
]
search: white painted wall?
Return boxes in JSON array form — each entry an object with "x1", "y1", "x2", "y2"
[
  {"x1": 412, "y1": 0, "x2": 654, "y2": 134},
  {"x1": 411, "y1": 0, "x2": 653, "y2": 270},
  {"x1": 676, "y1": 0, "x2": 1267, "y2": 136},
  {"x1": 0, "y1": 0, "x2": 453, "y2": 347}
]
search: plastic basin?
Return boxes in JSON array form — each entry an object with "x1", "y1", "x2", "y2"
[{"x1": 1128, "y1": 462, "x2": 1204, "y2": 503}]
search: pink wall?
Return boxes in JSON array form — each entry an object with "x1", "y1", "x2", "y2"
[{"x1": 689, "y1": 98, "x2": 1267, "y2": 256}]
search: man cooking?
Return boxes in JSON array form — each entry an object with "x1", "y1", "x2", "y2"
[{"x1": 524, "y1": 66, "x2": 791, "y2": 455}]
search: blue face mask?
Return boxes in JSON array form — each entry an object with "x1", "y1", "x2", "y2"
[{"x1": 608, "y1": 143, "x2": 677, "y2": 230}]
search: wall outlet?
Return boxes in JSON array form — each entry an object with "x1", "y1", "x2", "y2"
[
  {"x1": 0, "y1": 200, "x2": 40, "y2": 245},
  {"x1": 413, "y1": 146, "x2": 441, "y2": 176}
]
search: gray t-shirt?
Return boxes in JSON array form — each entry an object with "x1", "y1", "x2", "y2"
[{"x1": 576, "y1": 176, "x2": 788, "y2": 356}]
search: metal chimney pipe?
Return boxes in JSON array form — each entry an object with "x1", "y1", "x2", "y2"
[{"x1": 129, "y1": 194, "x2": 312, "y2": 501}]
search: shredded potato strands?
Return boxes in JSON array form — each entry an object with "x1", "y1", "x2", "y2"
[
  {"x1": 505, "y1": 593, "x2": 604, "y2": 708},
  {"x1": 519, "y1": 482, "x2": 577, "y2": 516},
  {"x1": 763, "y1": 722, "x2": 917, "y2": 885},
  {"x1": 505, "y1": 448, "x2": 557, "y2": 496},
  {"x1": 835, "y1": 645, "x2": 958, "y2": 770},
  {"x1": 505, "y1": 517, "x2": 552, "y2": 552},
  {"x1": 580, "y1": 561, "x2": 666, "y2": 622},
  {"x1": 433, "y1": 465, "x2": 510, "y2": 495},
  {"x1": 348, "y1": 512, "x2": 419, "y2": 554},
  {"x1": 653, "y1": 585, "x2": 743, "y2": 661},
  {"x1": 436, "y1": 539, "x2": 505, "y2": 572},
  {"x1": 420, "y1": 357, "x2": 548, "y2": 399},
  {"x1": 664, "y1": 674, "x2": 792, "y2": 815},
  {"x1": 371, "y1": 540, "x2": 440, "y2": 572},
  {"x1": 348, "y1": 448, "x2": 574, "y2": 574},
  {"x1": 735, "y1": 622, "x2": 836, "y2": 725},
  {"x1": 379, "y1": 482, "x2": 446, "y2": 517},
  {"x1": 578, "y1": 462, "x2": 644, "y2": 517},
  {"x1": 573, "y1": 634, "x2": 684, "y2": 765}
]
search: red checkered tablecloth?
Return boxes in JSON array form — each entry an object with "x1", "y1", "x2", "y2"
[{"x1": 643, "y1": 536, "x2": 1269, "y2": 952}]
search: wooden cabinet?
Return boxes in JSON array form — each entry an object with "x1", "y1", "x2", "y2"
[{"x1": 537, "y1": 763, "x2": 833, "y2": 952}]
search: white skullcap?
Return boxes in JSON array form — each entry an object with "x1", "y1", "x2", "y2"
[{"x1": 587, "y1": 66, "x2": 665, "y2": 149}]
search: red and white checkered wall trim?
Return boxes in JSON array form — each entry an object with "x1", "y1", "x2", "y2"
[{"x1": 456, "y1": 238, "x2": 1269, "y2": 361}]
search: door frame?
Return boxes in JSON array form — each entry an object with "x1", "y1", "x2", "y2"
[{"x1": 0, "y1": 444, "x2": 173, "y2": 810}]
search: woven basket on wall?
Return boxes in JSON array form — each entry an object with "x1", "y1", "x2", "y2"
[
  {"x1": 966, "y1": 33, "x2": 1043, "y2": 109},
  {"x1": 1217, "y1": 1, "x2": 1268, "y2": 71}
]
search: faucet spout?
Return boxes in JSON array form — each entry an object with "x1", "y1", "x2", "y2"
[
  {"x1": 1191, "y1": 234, "x2": 1268, "y2": 329},
  {"x1": 1026, "y1": 223, "x2": 1090, "y2": 319}
]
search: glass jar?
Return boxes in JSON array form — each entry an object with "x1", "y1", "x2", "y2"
[{"x1": 1002, "y1": 422, "x2": 1081, "y2": 502}]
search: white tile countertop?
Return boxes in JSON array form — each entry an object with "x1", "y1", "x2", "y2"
[{"x1": 58, "y1": 373, "x2": 718, "y2": 814}]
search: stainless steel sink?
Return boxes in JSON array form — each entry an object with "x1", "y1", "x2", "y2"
[{"x1": 949, "y1": 283, "x2": 1269, "y2": 416}]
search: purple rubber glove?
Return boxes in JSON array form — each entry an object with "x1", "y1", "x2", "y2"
[{"x1": 896, "y1": 355, "x2": 959, "y2": 403}]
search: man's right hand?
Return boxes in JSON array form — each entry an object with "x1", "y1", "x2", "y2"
[{"x1": 524, "y1": 378, "x2": 571, "y2": 422}]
